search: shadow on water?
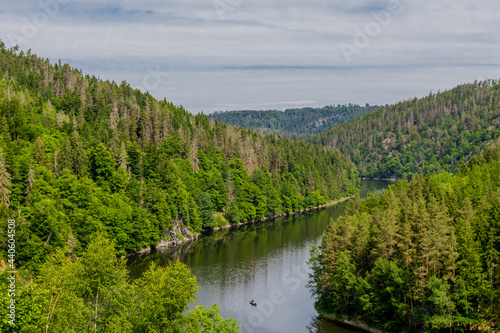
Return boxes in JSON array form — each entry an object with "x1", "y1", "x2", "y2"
[
  {"x1": 126, "y1": 179, "x2": 394, "y2": 332},
  {"x1": 307, "y1": 315, "x2": 366, "y2": 333},
  {"x1": 360, "y1": 178, "x2": 395, "y2": 197}
]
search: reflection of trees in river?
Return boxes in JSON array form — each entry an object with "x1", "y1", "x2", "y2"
[
  {"x1": 127, "y1": 204, "x2": 349, "y2": 282},
  {"x1": 126, "y1": 180, "x2": 394, "y2": 333},
  {"x1": 307, "y1": 315, "x2": 357, "y2": 333}
]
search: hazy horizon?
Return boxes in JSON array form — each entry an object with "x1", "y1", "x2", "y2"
[{"x1": 2, "y1": 0, "x2": 499, "y2": 113}]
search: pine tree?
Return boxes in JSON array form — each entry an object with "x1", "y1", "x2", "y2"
[
  {"x1": 25, "y1": 163, "x2": 35, "y2": 201},
  {"x1": 71, "y1": 130, "x2": 88, "y2": 178},
  {"x1": 32, "y1": 136, "x2": 46, "y2": 165},
  {"x1": 226, "y1": 171, "x2": 235, "y2": 203},
  {"x1": 371, "y1": 188, "x2": 399, "y2": 261},
  {"x1": 54, "y1": 150, "x2": 59, "y2": 176},
  {"x1": 110, "y1": 101, "x2": 119, "y2": 131},
  {"x1": 140, "y1": 100, "x2": 152, "y2": 147},
  {"x1": 240, "y1": 135, "x2": 258, "y2": 173},
  {"x1": 152, "y1": 105, "x2": 161, "y2": 144},
  {"x1": 119, "y1": 141, "x2": 128, "y2": 170},
  {"x1": 162, "y1": 113, "x2": 172, "y2": 140},
  {"x1": 0, "y1": 149, "x2": 12, "y2": 207},
  {"x1": 58, "y1": 136, "x2": 74, "y2": 172},
  {"x1": 188, "y1": 137, "x2": 199, "y2": 172}
]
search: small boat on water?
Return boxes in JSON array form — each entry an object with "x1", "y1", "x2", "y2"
[{"x1": 250, "y1": 300, "x2": 257, "y2": 306}]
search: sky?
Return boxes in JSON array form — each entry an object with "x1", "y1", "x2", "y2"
[{"x1": 1, "y1": 0, "x2": 499, "y2": 113}]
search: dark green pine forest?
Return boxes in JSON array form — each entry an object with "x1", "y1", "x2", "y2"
[
  {"x1": 309, "y1": 145, "x2": 500, "y2": 331},
  {"x1": 0, "y1": 43, "x2": 359, "y2": 332},
  {"x1": 306, "y1": 82, "x2": 500, "y2": 179},
  {"x1": 207, "y1": 104, "x2": 380, "y2": 139}
]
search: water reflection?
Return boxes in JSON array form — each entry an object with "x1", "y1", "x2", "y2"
[
  {"x1": 127, "y1": 180, "x2": 394, "y2": 332},
  {"x1": 307, "y1": 315, "x2": 363, "y2": 333},
  {"x1": 360, "y1": 178, "x2": 395, "y2": 197}
]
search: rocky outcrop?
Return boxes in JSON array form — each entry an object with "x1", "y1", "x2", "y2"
[
  {"x1": 158, "y1": 217, "x2": 199, "y2": 248},
  {"x1": 131, "y1": 197, "x2": 352, "y2": 255}
]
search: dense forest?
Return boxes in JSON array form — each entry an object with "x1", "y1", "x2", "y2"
[
  {"x1": 0, "y1": 43, "x2": 360, "y2": 331},
  {"x1": 306, "y1": 82, "x2": 500, "y2": 179},
  {"x1": 309, "y1": 145, "x2": 500, "y2": 332},
  {"x1": 0, "y1": 234, "x2": 240, "y2": 332},
  {"x1": 0, "y1": 43, "x2": 358, "y2": 268},
  {"x1": 208, "y1": 104, "x2": 379, "y2": 139}
]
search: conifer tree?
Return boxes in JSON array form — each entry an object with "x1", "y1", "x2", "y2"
[
  {"x1": 162, "y1": 113, "x2": 172, "y2": 140},
  {"x1": 25, "y1": 163, "x2": 35, "y2": 201},
  {"x1": 0, "y1": 149, "x2": 12, "y2": 207},
  {"x1": 58, "y1": 136, "x2": 73, "y2": 172},
  {"x1": 110, "y1": 101, "x2": 119, "y2": 131},
  {"x1": 71, "y1": 130, "x2": 88, "y2": 178},
  {"x1": 119, "y1": 141, "x2": 128, "y2": 170},
  {"x1": 188, "y1": 137, "x2": 199, "y2": 172},
  {"x1": 32, "y1": 136, "x2": 46, "y2": 165}
]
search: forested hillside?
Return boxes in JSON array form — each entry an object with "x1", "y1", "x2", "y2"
[
  {"x1": 306, "y1": 81, "x2": 500, "y2": 178},
  {"x1": 0, "y1": 43, "x2": 358, "y2": 271},
  {"x1": 0, "y1": 235, "x2": 240, "y2": 332},
  {"x1": 208, "y1": 104, "x2": 379, "y2": 139},
  {"x1": 309, "y1": 145, "x2": 500, "y2": 332},
  {"x1": 0, "y1": 43, "x2": 361, "y2": 332}
]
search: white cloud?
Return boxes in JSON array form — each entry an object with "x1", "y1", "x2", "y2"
[{"x1": 1, "y1": 0, "x2": 499, "y2": 112}]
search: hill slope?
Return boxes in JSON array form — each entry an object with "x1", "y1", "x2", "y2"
[
  {"x1": 0, "y1": 44, "x2": 359, "y2": 271},
  {"x1": 208, "y1": 104, "x2": 380, "y2": 139},
  {"x1": 306, "y1": 81, "x2": 500, "y2": 178},
  {"x1": 310, "y1": 145, "x2": 500, "y2": 331}
]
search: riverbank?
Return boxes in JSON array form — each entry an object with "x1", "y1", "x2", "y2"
[
  {"x1": 129, "y1": 195, "x2": 354, "y2": 256},
  {"x1": 209, "y1": 195, "x2": 354, "y2": 232},
  {"x1": 361, "y1": 177, "x2": 397, "y2": 181},
  {"x1": 316, "y1": 306, "x2": 385, "y2": 333},
  {"x1": 126, "y1": 179, "x2": 395, "y2": 332},
  {"x1": 127, "y1": 218, "x2": 200, "y2": 256}
]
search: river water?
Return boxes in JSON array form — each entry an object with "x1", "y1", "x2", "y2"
[{"x1": 127, "y1": 179, "x2": 394, "y2": 333}]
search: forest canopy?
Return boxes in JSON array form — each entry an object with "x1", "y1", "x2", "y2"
[
  {"x1": 0, "y1": 234, "x2": 240, "y2": 332},
  {"x1": 0, "y1": 43, "x2": 358, "y2": 273},
  {"x1": 306, "y1": 81, "x2": 500, "y2": 179},
  {"x1": 208, "y1": 104, "x2": 380, "y2": 140},
  {"x1": 309, "y1": 145, "x2": 500, "y2": 332}
]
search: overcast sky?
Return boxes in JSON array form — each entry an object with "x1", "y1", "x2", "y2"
[{"x1": 1, "y1": 0, "x2": 499, "y2": 113}]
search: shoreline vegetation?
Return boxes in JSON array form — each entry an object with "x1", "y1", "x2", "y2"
[
  {"x1": 209, "y1": 195, "x2": 353, "y2": 231},
  {"x1": 130, "y1": 195, "x2": 354, "y2": 256},
  {"x1": 308, "y1": 145, "x2": 500, "y2": 332},
  {"x1": 360, "y1": 177, "x2": 397, "y2": 182}
]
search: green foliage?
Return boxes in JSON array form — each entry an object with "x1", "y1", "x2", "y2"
[
  {"x1": 307, "y1": 80, "x2": 500, "y2": 179},
  {"x1": 0, "y1": 44, "x2": 359, "y2": 273},
  {"x1": 184, "y1": 305, "x2": 240, "y2": 332},
  {"x1": 309, "y1": 145, "x2": 500, "y2": 332},
  {"x1": 208, "y1": 104, "x2": 380, "y2": 139},
  {"x1": 0, "y1": 235, "x2": 240, "y2": 332},
  {"x1": 133, "y1": 261, "x2": 198, "y2": 332}
]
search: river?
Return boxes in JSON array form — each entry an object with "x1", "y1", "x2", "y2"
[{"x1": 127, "y1": 179, "x2": 394, "y2": 333}]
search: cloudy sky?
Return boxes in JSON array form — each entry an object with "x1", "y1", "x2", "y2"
[{"x1": 1, "y1": 0, "x2": 499, "y2": 113}]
